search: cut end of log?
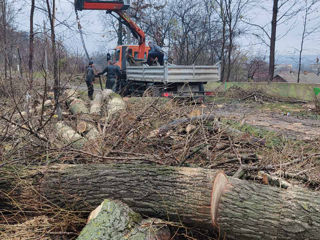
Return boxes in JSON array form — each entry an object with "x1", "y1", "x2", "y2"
[
  {"x1": 211, "y1": 171, "x2": 230, "y2": 227},
  {"x1": 87, "y1": 202, "x2": 103, "y2": 223},
  {"x1": 77, "y1": 121, "x2": 87, "y2": 134}
]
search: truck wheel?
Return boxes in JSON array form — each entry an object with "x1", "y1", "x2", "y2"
[
  {"x1": 198, "y1": 83, "x2": 204, "y2": 94},
  {"x1": 144, "y1": 86, "x2": 160, "y2": 97}
]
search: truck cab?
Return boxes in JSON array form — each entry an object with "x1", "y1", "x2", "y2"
[{"x1": 113, "y1": 45, "x2": 150, "y2": 70}]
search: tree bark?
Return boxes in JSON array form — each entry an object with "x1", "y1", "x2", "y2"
[
  {"x1": 269, "y1": 0, "x2": 278, "y2": 83},
  {"x1": 219, "y1": 0, "x2": 226, "y2": 83},
  {"x1": 69, "y1": 98, "x2": 89, "y2": 115},
  {"x1": 46, "y1": 0, "x2": 61, "y2": 120},
  {"x1": 78, "y1": 199, "x2": 170, "y2": 240},
  {"x1": 212, "y1": 172, "x2": 320, "y2": 240},
  {"x1": 1, "y1": 0, "x2": 7, "y2": 79},
  {"x1": 28, "y1": 0, "x2": 35, "y2": 88},
  {"x1": 90, "y1": 92, "x2": 103, "y2": 115},
  {"x1": 1, "y1": 164, "x2": 320, "y2": 239}
]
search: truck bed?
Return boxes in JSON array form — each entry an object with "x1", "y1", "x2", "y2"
[{"x1": 126, "y1": 65, "x2": 220, "y2": 83}]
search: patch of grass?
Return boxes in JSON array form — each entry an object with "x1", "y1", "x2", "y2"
[
  {"x1": 222, "y1": 119, "x2": 287, "y2": 148},
  {"x1": 261, "y1": 102, "x2": 320, "y2": 120},
  {"x1": 261, "y1": 102, "x2": 304, "y2": 113}
]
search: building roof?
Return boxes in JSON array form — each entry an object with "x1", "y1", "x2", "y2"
[{"x1": 274, "y1": 72, "x2": 320, "y2": 84}]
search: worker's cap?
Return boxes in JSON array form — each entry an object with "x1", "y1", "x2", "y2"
[
  {"x1": 89, "y1": 60, "x2": 94, "y2": 65},
  {"x1": 107, "y1": 53, "x2": 111, "y2": 61}
]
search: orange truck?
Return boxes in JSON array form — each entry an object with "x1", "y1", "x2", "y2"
[{"x1": 75, "y1": 0, "x2": 219, "y2": 97}]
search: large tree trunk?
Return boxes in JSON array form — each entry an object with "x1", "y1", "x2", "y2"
[{"x1": 1, "y1": 164, "x2": 320, "y2": 239}]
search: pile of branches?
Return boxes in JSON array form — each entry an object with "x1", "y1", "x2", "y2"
[{"x1": 1, "y1": 87, "x2": 320, "y2": 239}]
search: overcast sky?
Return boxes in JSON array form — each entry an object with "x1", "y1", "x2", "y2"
[{"x1": 13, "y1": 0, "x2": 320, "y2": 60}]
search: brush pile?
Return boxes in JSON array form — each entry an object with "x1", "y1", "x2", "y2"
[{"x1": 1, "y1": 87, "x2": 320, "y2": 239}]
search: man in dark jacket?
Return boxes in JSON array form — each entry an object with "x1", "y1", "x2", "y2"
[
  {"x1": 98, "y1": 61, "x2": 121, "y2": 92},
  {"x1": 147, "y1": 41, "x2": 164, "y2": 66},
  {"x1": 85, "y1": 60, "x2": 96, "y2": 100}
]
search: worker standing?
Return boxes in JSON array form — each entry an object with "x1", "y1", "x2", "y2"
[
  {"x1": 147, "y1": 41, "x2": 164, "y2": 66},
  {"x1": 85, "y1": 60, "x2": 96, "y2": 100},
  {"x1": 98, "y1": 61, "x2": 121, "y2": 92}
]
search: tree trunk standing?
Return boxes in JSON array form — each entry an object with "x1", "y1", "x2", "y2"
[
  {"x1": 28, "y1": 0, "x2": 35, "y2": 88},
  {"x1": 118, "y1": 21, "x2": 123, "y2": 45},
  {"x1": 269, "y1": 0, "x2": 278, "y2": 83},
  {"x1": 226, "y1": 0, "x2": 233, "y2": 82},
  {"x1": 2, "y1": 164, "x2": 320, "y2": 239},
  {"x1": 17, "y1": 47, "x2": 23, "y2": 78},
  {"x1": 43, "y1": 21, "x2": 48, "y2": 72},
  {"x1": 226, "y1": 28, "x2": 233, "y2": 82},
  {"x1": 219, "y1": 0, "x2": 226, "y2": 83},
  {"x1": 46, "y1": 0, "x2": 62, "y2": 120},
  {"x1": 1, "y1": 0, "x2": 7, "y2": 79},
  {"x1": 297, "y1": 2, "x2": 308, "y2": 83}
]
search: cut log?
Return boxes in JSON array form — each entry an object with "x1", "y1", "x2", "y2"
[
  {"x1": 86, "y1": 127, "x2": 100, "y2": 140},
  {"x1": 55, "y1": 122, "x2": 86, "y2": 148},
  {"x1": 76, "y1": 121, "x2": 88, "y2": 134},
  {"x1": 2, "y1": 164, "x2": 320, "y2": 239},
  {"x1": 106, "y1": 92, "x2": 126, "y2": 118},
  {"x1": 90, "y1": 92, "x2": 103, "y2": 115},
  {"x1": 211, "y1": 172, "x2": 320, "y2": 240},
  {"x1": 78, "y1": 199, "x2": 170, "y2": 240},
  {"x1": 64, "y1": 89, "x2": 79, "y2": 99},
  {"x1": 102, "y1": 89, "x2": 113, "y2": 99},
  {"x1": 69, "y1": 99, "x2": 89, "y2": 115}
]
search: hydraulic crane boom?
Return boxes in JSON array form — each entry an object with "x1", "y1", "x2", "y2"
[{"x1": 74, "y1": 0, "x2": 146, "y2": 59}]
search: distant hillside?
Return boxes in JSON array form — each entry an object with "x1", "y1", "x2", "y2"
[{"x1": 276, "y1": 55, "x2": 319, "y2": 70}]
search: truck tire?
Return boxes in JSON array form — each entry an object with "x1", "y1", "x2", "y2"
[
  {"x1": 198, "y1": 83, "x2": 204, "y2": 94},
  {"x1": 144, "y1": 86, "x2": 161, "y2": 97}
]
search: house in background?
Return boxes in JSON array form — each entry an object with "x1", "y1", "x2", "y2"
[
  {"x1": 273, "y1": 71, "x2": 320, "y2": 84},
  {"x1": 310, "y1": 64, "x2": 320, "y2": 75}
]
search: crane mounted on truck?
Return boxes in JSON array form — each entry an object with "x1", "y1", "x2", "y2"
[{"x1": 74, "y1": 0, "x2": 219, "y2": 97}]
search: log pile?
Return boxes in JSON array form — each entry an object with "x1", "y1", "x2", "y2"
[{"x1": 54, "y1": 89, "x2": 126, "y2": 147}]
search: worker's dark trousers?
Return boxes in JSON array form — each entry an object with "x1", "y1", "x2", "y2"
[
  {"x1": 86, "y1": 80, "x2": 94, "y2": 99},
  {"x1": 106, "y1": 77, "x2": 117, "y2": 93},
  {"x1": 147, "y1": 52, "x2": 164, "y2": 66}
]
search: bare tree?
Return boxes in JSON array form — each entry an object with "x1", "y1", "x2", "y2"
[
  {"x1": 243, "y1": 0, "x2": 301, "y2": 82},
  {"x1": 297, "y1": 0, "x2": 320, "y2": 83},
  {"x1": 224, "y1": 0, "x2": 251, "y2": 82},
  {"x1": 214, "y1": 0, "x2": 227, "y2": 82},
  {"x1": 1, "y1": 0, "x2": 7, "y2": 79},
  {"x1": 28, "y1": 0, "x2": 35, "y2": 87},
  {"x1": 269, "y1": 0, "x2": 279, "y2": 82},
  {"x1": 45, "y1": 0, "x2": 62, "y2": 120}
]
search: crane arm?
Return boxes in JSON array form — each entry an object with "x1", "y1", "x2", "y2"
[{"x1": 74, "y1": 0, "x2": 146, "y2": 59}]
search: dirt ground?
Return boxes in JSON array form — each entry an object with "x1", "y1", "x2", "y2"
[{"x1": 207, "y1": 101, "x2": 320, "y2": 140}]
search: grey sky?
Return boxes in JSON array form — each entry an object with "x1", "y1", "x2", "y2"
[{"x1": 13, "y1": 0, "x2": 320, "y2": 59}]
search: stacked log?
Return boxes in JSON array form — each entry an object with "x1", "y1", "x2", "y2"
[{"x1": 55, "y1": 122, "x2": 86, "y2": 148}]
